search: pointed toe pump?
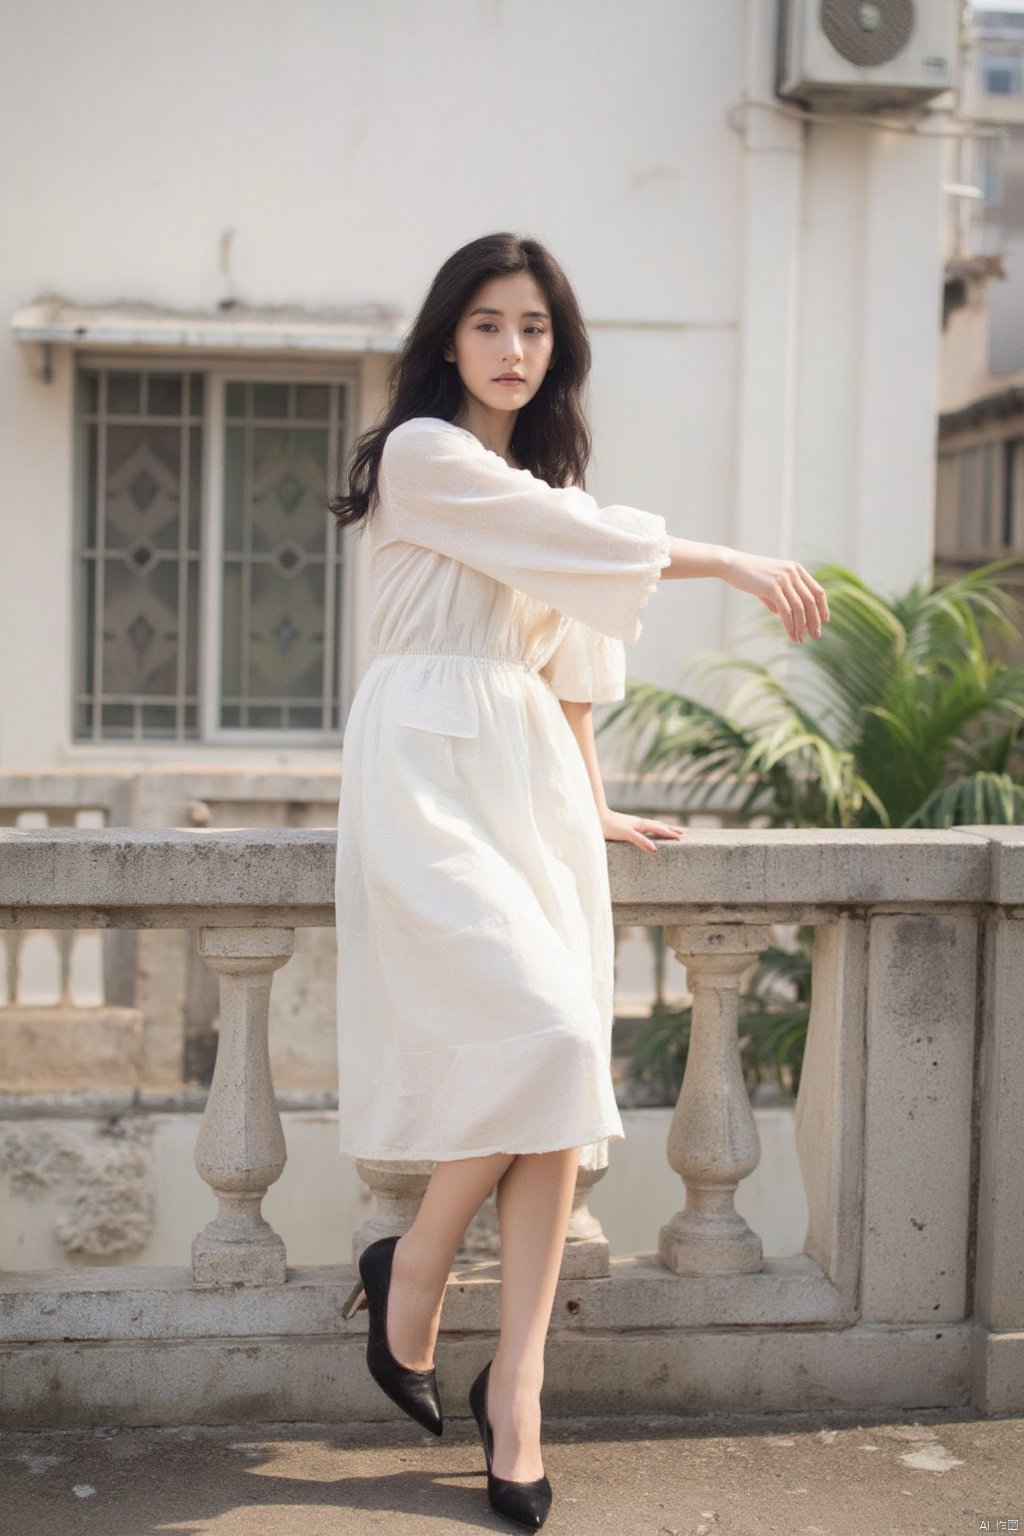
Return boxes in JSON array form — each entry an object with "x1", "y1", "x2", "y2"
[
  {"x1": 341, "y1": 1232, "x2": 443, "y2": 1436},
  {"x1": 468, "y1": 1359, "x2": 553, "y2": 1530}
]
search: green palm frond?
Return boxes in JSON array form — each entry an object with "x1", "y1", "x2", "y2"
[
  {"x1": 953, "y1": 716, "x2": 1024, "y2": 777},
  {"x1": 905, "y1": 771, "x2": 1024, "y2": 828},
  {"x1": 796, "y1": 566, "x2": 909, "y2": 742},
  {"x1": 747, "y1": 938, "x2": 814, "y2": 1001},
  {"x1": 739, "y1": 1005, "x2": 809, "y2": 1098},
  {"x1": 626, "y1": 933, "x2": 818, "y2": 1107},
  {"x1": 625, "y1": 1001, "x2": 692, "y2": 1101},
  {"x1": 912, "y1": 558, "x2": 1024, "y2": 650},
  {"x1": 604, "y1": 559, "x2": 1024, "y2": 832},
  {"x1": 613, "y1": 561, "x2": 1024, "y2": 1103}
]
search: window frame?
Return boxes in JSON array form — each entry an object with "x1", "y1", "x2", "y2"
[
  {"x1": 73, "y1": 351, "x2": 361, "y2": 751},
  {"x1": 936, "y1": 424, "x2": 1024, "y2": 563},
  {"x1": 979, "y1": 48, "x2": 1024, "y2": 98}
]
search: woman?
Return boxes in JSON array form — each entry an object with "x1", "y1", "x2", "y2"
[{"x1": 331, "y1": 231, "x2": 829, "y2": 1530}]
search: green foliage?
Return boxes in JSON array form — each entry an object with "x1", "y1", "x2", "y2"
[
  {"x1": 609, "y1": 559, "x2": 1024, "y2": 1103},
  {"x1": 625, "y1": 935, "x2": 812, "y2": 1106},
  {"x1": 600, "y1": 557, "x2": 1024, "y2": 831}
]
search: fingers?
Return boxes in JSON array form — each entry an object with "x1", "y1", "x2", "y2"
[
  {"x1": 774, "y1": 563, "x2": 830, "y2": 643},
  {"x1": 792, "y1": 567, "x2": 829, "y2": 637},
  {"x1": 604, "y1": 815, "x2": 686, "y2": 853},
  {"x1": 633, "y1": 821, "x2": 685, "y2": 853},
  {"x1": 809, "y1": 571, "x2": 830, "y2": 624},
  {"x1": 770, "y1": 583, "x2": 797, "y2": 641}
]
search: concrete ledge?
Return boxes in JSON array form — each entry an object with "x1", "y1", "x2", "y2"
[
  {"x1": 0, "y1": 1255, "x2": 848, "y2": 1344},
  {"x1": 0, "y1": 1007, "x2": 145, "y2": 1091},
  {"x1": 971, "y1": 1326, "x2": 1024, "y2": 1415},
  {"x1": 2, "y1": 1259, "x2": 987, "y2": 1430},
  {"x1": 954, "y1": 824, "x2": 1024, "y2": 904},
  {"x1": 0, "y1": 1321, "x2": 975, "y2": 1430},
  {"x1": 0, "y1": 828, "x2": 335, "y2": 927},
  {"x1": 0, "y1": 1088, "x2": 339, "y2": 1117},
  {"x1": 0, "y1": 826, "x2": 1002, "y2": 927}
]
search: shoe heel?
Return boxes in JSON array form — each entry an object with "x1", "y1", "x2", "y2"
[
  {"x1": 358, "y1": 1234, "x2": 444, "y2": 1436},
  {"x1": 468, "y1": 1360, "x2": 552, "y2": 1530},
  {"x1": 340, "y1": 1277, "x2": 367, "y2": 1320}
]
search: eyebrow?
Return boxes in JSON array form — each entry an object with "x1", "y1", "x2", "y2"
[{"x1": 468, "y1": 306, "x2": 550, "y2": 321}]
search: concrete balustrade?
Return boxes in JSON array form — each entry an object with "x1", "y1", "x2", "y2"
[
  {"x1": 563, "y1": 1162, "x2": 610, "y2": 1278},
  {"x1": 1, "y1": 824, "x2": 1022, "y2": 1429},
  {"x1": 659, "y1": 923, "x2": 772, "y2": 1276},
  {"x1": 357, "y1": 1159, "x2": 610, "y2": 1279},
  {"x1": 192, "y1": 928, "x2": 295, "y2": 1286},
  {"x1": 352, "y1": 1158, "x2": 434, "y2": 1257}
]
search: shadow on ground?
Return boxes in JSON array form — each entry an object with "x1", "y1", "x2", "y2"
[{"x1": 2, "y1": 1406, "x2": 1021, "y2": 1535}]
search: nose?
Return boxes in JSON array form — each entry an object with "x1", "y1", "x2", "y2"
[{"x1": 501, "y1": 331, "x2": 524, "y2": 365}]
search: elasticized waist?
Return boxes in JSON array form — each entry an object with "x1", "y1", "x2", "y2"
[{"x1": 371, "y1": 649, "x2": 537, "y2": 673}]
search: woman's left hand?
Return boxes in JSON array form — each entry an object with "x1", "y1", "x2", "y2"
[{"x1": 598, "y1": 809, "x2": 686, "y2": 853}]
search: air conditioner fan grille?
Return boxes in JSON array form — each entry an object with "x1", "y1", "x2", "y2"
[{"x1": 820, "y1": 0, "x2": 915, "y2": 68}]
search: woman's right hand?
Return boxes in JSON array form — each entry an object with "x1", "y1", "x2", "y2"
[{"x1": 722, "y1": 549, "x2": 830, "y2": 643}]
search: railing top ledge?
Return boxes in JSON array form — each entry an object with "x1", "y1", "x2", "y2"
[
  {"x1": 0, "y1": 826, "x2": 1020, "y2": 929},
  {"x1": 0, "y1": 827, "x2": 335, "y2": 928}
]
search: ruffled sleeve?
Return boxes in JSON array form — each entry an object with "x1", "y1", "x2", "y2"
[
  {"x1": 380, "y1": 418, "x2": 671, "y2": 644},
  {"x1": 539, "y1": 620, "x2": 627, "y2": 703}
]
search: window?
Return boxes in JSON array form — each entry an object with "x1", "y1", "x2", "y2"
[
  {"x1": 936, "y1": 436, "x2": 1024, "y2": 560},
  {"x1": 74, "y1": 362, "x2": 351, "y2": 743},
  {"x1": 980, "y1": 49, "x2": 1024, "y2": 96}
]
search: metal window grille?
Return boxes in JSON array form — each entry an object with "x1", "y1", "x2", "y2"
[
  {"x1": 74, "y1": 365, "x2": 349, "y2": 742},
  {"x1": 75, "y1": 366, "x2": 203, "y2": 742},
  {"x1": 218, "y1": 379, "x2": 346, "y2": 733}
]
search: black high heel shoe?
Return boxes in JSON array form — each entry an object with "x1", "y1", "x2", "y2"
[
  {"x1": 468, "y1": 1359, "x2": 552, "y2": 1531},
  {"x1": 340, "y1": 1233, "x2": 443, "y2": 1436}
]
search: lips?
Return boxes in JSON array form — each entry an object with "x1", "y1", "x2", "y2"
[{"x1": 494, "y1": 374, "x2": 523, "y2": 383}]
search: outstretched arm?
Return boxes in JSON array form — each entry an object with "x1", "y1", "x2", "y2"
[{"x1": 659, "y1": 536, "x2": 830, "y2": 645}]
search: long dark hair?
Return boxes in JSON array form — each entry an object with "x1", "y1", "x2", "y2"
[{"x1": 327, "y1": 232, "x2": 593, "y2": 532}]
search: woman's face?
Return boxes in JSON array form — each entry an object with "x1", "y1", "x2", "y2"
[{"x1": 443, "y1": 271, "x2": 555, "y2": 418}]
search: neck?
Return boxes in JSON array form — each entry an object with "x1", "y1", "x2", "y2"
[{"x1": 451, "y1": 401, "x2": 518, "y2": 461}]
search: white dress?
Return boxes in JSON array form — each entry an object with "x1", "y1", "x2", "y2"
[{"x1": 335, "y1": 416, "x2": 671, "y2": 1170}]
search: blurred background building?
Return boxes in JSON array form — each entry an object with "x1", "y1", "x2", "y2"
[
  {"x1": 2, "y1": 0, "x2": 1010, "y2": 1268},
  {"x1": 939, "y1": 2, "x2": 1024, "y2": 593}
]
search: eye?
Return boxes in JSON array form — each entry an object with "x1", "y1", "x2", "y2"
[{"x1": 474, "y1": 322, "x2": 548, "y2": 334}]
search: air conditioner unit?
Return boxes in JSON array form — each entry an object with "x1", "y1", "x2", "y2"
[{"x1": 776, "y1": 0, "x2": 959, "y2": 112}]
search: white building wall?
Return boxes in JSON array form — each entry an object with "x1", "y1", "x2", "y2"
[{"x1": 0, "y1": 0, "x2": 952, "y2": 773}]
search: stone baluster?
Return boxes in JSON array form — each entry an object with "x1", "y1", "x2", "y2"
[
  {"x1": 658, "y1": 923, "x2": 771, "y2": 1275},
  {"x1": 563, "y1": 1162, "x2": 610, "y2": 1277},
  {"x1": 353, "y1": 1157, "x2": 610, "y2": 1277},
  {"x1": 192, "y1": 927, "x2": 294, "y2": 1285},
  {"x1": 352, "y1": 1159, "x2": 435, "y2": 1261}
]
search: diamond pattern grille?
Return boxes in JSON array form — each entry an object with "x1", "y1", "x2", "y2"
[{"x1": 76, "y1": 368, "x2": 347, "y2": 740}]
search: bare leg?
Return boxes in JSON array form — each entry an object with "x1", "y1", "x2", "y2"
[
  {"x1": 487, "y1": 1146, "x2": 580, "y2": 1481},
  {"x1": 386, "y1": 1150, "x2": 515, "y2": 1371}
]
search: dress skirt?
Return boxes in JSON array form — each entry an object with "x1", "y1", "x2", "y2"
[{"x1": 335, "y1": 417, "x2": 671, "y2": 1171}]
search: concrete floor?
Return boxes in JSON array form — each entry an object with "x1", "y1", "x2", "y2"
[{"x1": 1, "y1": 1407, "x2": 1021, "y2": 1536}]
